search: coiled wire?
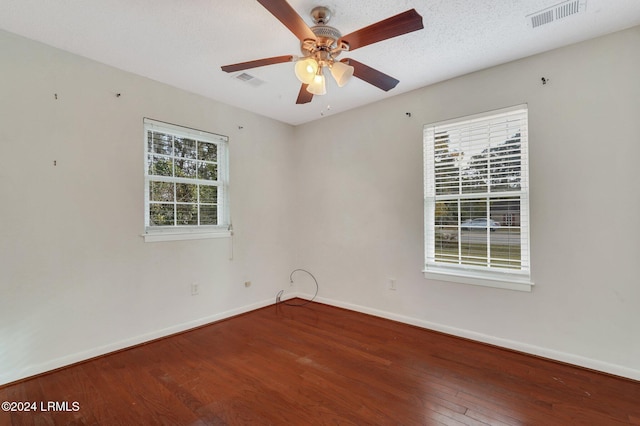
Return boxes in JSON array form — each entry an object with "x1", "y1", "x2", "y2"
[{"x1": 276, "y1": 269, "x2": 318, "y2": 307}]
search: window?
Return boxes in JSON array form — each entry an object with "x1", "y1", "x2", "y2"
[
  {"x1": 423, "y1": 105, "x2": 532, "y2": 291},
  {"x1": 143, "y1": 118, "x2": 230, "y2": 242}
]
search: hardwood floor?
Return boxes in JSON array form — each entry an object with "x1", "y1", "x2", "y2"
[{"x1": 2, "y1": 300, "x2": 639, "y2": 425}]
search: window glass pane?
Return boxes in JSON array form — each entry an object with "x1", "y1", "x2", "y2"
[
  {"x1": 434, "y1": 132, "x2": 460, "y2": 196},
  {"x1": 489, "y1": 196, "x2": 521, "y2": 270},
  {"x1": 461, "y1": 199, "x2": 487, "y2": 225},
  {"x1": 435, "y1": 200, "x2": 459, "y2": 226},
  {"x1": 175, "y1": 159, "x2": 197, "y2": 178},
  {"x1": 435, "y1": 227, "x2": 459, "y2": 263},
  {"x1": 435, "y1": 200, "x2": 459, "y2": 251},
  {"x1": 462, "y1": 152, "x2": 488, "y2": 194},
  {"x1": 175, "y1": 138, "x2": 197, "y2": 159},
  {"x1": 490, "y1": 230, "x2": 521, "y2": 269},
  {"x1": 434, "y1": 200, "x2": 459, "y2": 245},
  {"x1": 199, "y1": 205, "x2": 218, "y2": 225},
  {"x1": 148, "y1": 155, "x2": 173, "y2": 177},
  {"x1": 460, "y1": 240, "x2": 487, "y2": 267},
  {"x1": 176, "y1": 204, "x2": 198, "y2": 225},
  {"x1": 198, "y1": 141, "x2": 217, "y2": 162},
  {"x1": 176, "y1": 183, "x2": 197, "y2": 203},
  {"x1": 149, "y1": 181, "x2": 174, "y2": 202},
  {"x1": 434, "y1": 248, "x2": 459, "y2": 264},
  {"x1": 198, "y1": 162, "x2": 218, "y2": 181},
  {"x1": 147, "y1": 132, "x2": 173, "y2": 155},
  {"x1": 199, "y1": 185, "x2": 217, "y2": 203},
  {"x1": 149, "y1": 203, "x2": 174, "y2": 226},
  {"x1": 490, "y1": 198, "x2": 520, "y2": 229},
  {"x1": 489, "y1": 135, "x2": 521, "y2": 192}
]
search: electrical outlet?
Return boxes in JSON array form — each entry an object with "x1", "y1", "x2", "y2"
[
  {"x1": 191, "y1": 283, "x2": 199, "y2": 296},
  {"x1": 388, "y1": 279, "x2": 397, "y2": 291},
  {"x1": 244, "y1": 281, "x2": 251, "y2": 288}
]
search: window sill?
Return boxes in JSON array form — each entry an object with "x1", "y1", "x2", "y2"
[
  {"x1": 423, "y1": 268, "x2": 533, "y2": 292},
  {"x1": 143, "y1": 229, "x2": 231, "y2": 243}
]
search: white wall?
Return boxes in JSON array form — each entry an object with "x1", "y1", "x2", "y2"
[
  {"x1": 293, "y1": 26, "x2": 640, "y2": 379},
  {"x1": 0, "y1": 30, "x2": 297, "y2": 385}
]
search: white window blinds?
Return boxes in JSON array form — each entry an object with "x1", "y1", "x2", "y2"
[{"x1": 423, "y1": 105, "x2": 532, "y2": 290}]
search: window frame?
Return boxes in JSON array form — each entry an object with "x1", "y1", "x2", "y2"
[
  {"x1": 423, "y1": 105, "x2": 533, "y2": 291},
  {"x1": 143, "y1": 118, "x2": 230, "y2": 242}
]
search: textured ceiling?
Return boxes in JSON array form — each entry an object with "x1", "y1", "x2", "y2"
[{"x1": 2, "y1": 0, "x2": 640, "y2": 125}]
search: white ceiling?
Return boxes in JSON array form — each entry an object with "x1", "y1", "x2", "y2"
[{"x1": 2, "y1": 0, "x2": 640, "y2": 126}]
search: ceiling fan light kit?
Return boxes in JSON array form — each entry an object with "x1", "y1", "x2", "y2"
[
  {"x1": 307, "y1": 68, "x2": 326, "y2": 95},
  {"x1": 294, "y1": 57, "x2": 318, "y2": 84},
  {"x1": 329, "y1": 61, "x2": 354, "y2": 87},
  {"x1": 222, "y1": 0, "x2": 424, "y2": 104}
]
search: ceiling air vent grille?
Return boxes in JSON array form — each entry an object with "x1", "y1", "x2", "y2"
[
  {"x1": 527, "y1": 0, "x2": 586, "y2": 28},
  {"x1": 236, "y1": 72, "x2": 254, "y2": 82},
  {"x1": 234, "y1": 72, "x2": 264, "y2": 87},
  {"x1": 531, "y1": 10, "x2": 554, "y2": 28}
]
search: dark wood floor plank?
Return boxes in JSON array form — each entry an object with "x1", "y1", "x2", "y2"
[{"x1": 2, "y1": 300, "x2": 639, "y2": 425}]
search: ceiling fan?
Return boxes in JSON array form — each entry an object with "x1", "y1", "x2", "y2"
[{"x1": 221, "y1": 0, "x2": 424, "y2": 104}]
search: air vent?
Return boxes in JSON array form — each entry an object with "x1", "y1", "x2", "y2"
[
  {"x1": 236, "y1": 72, "x2": 254, "y2": 81},
  {"x1": 531, "y1": 10, "x2": 554, "y2": 28},
  {"x1": 234, "y1": 72, "x2": 264, "y2": 87},
  {"x1": 556, "y1": 1, "x2": 583, "y2": 19},
  {"x1": 527, "y1": 0, "x2": 586, "y2": 28}
]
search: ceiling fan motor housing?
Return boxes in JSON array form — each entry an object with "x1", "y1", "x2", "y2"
[
  {"x1": 311, "y1": 25, "x2": 341, "y2": 42},
  {"x1": 300, "y1": 25, "x2": 343, "y2": 62},
  {"x1": 299, "y1": 6, "x2": 347, "y2": 63}
]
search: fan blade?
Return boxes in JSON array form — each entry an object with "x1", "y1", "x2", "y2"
[
  {"x1": 257, "y1": 0, "x2": 316, "y2": 41},
  {"x1": 338, "y1": 9, "x2": 423, "y2": 51},
  {"x1": 341, "y1": 59, "x2": 399, "y2": 92},
  {"x1": 221, "y1": 55, "x2": 294, "y2": 73},
  {"x1": 296, "y1": 84, "x2": 313, "y2": 104}
]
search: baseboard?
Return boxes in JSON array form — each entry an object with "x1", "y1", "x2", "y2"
[
  {"x1": 6, "y1": 293, "x2": 638, "y2": 385},
  {"x1": 309, "y1": 295, "x2": 640, "y2": 382},
  {"x1": 0, "y1": 298, "x2": 275, "y2": 386}
]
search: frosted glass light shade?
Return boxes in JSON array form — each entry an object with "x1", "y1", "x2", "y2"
[
  {"x1": 294, "y1": 58, "x2": 318, "y2": 84},
  {"x1": 330, "y1": 61, "x2": 354, "y2": 87},
  {"x1": 307, "y1": 72, "x2": 326, "y2": 95}
]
